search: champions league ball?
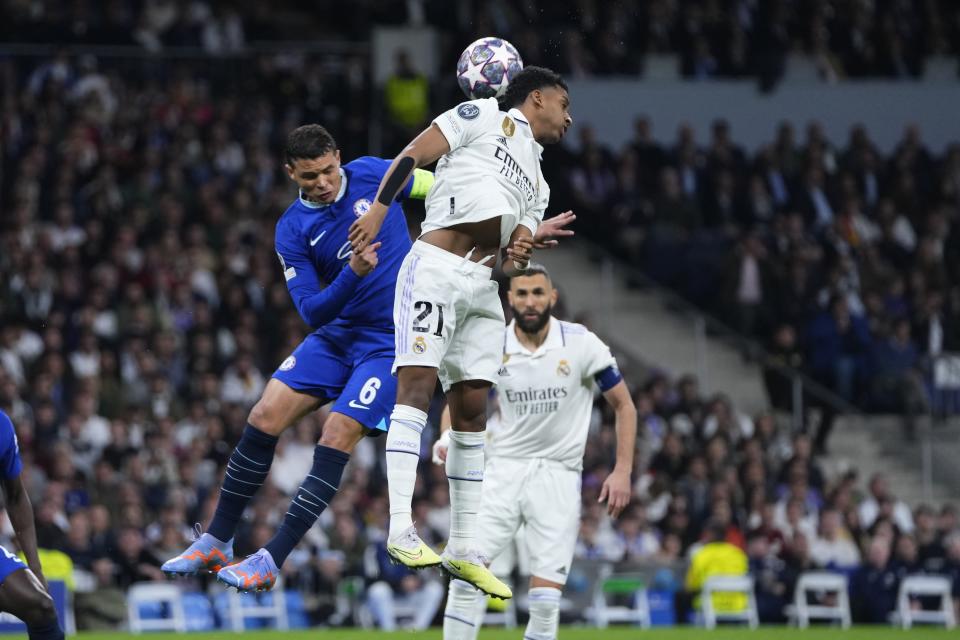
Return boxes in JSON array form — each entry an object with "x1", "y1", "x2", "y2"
[{"x1": 457, "y1": 37, "x2": 523, "y2": 100}]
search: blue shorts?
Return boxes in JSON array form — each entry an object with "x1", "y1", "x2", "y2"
[
  {"x1": 272, "y1": 327, "x2": 397, "y2": 435},
  {"x1": 0, "y1": 544, "x2": 26, "y2": 583}
]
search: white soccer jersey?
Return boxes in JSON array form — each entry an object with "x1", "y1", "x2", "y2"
[
  {"x1": 425, "y1": 98, "x2": 549, "y2": 247},
  {"x1": 488, "y1": 317, "x2": 618, "y2": 470}
]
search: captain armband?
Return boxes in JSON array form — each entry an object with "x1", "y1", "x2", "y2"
[
  {"x1": 594, "y1": 365, "x2": 623, "y2": 392},
  {"x1": 408, "y1": 168, "x2": 435, "y2": 200}
]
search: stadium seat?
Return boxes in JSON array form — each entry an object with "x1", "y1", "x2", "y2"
[
  {"x1": 895, "y1": 574, "x2": 957, "y2": 629},
  {"x1": 282, "y1": 589, "x2": 310, "y2": 629},
  {"x1": 218, "y1": 578, "x2": 290, "y2": 632},
  {"x1": 482, "y1": 594, "x2": 518, "y2": 629},
  {"x1": 330, "y1": 576, "x2": 365, "y2": 627},
  {"x1": 181, "y1": 592, "x2": 216, "y2": 631},
  {"x1": 583, "y1": 564, "x2": 651, "y2": 629},
  {"x1": 788, "y1": 571, "x2": 851, "y2": 629},
  {"x1": 126, "y1": 583, "x2": 187, "y2": 633},
  {"x1": 701, "y1": 575, "x2": 758, "y2": 629}
]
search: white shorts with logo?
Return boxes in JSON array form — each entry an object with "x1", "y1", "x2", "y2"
[
  {"x1": 393, "y1": 241, "x2": 504, "y2": 391},
  {"x1": 477, "y1": 456, "x2": 581, "y2": 585}
]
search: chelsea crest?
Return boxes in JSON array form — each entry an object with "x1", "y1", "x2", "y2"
[{"x1": 353, "y1": 198, "x2": 371, "y2": 217}]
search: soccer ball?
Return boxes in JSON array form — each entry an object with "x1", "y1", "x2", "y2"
[{"x1": 457, "y1": 37, "x2": 523, "y2": 100}]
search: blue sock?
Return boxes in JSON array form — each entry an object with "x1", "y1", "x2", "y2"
[
  {"x1": 208, "y1": 424, "x2": 279, "y2": 542},
  {"x1": 264, "y1": 445, "x2": 349, "y2": 566},
  {"x1": 28, "y1": 619, "x2": 64, "y2": 640}
]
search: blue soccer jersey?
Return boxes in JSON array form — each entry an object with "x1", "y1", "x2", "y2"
[
  {"x1": 274, "y1": 156, "x2": 415, "y2": 337},
  {"x1": 0, "y1": 410, "x2": 27, "y2": 583},
  {"x1": 272, "y1": 156, "x2": 425, "y2": 433},
  {"x1": 0, "y1": 411, "x2": 22, "y2": 481}
]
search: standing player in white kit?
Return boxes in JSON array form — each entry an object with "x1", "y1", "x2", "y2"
[
  {"x1": 434, "y1": 265, "x2": 637, "y2": 640},
  {"x1": 348, "y1": 67, "x2": 573, "y2": 600}
]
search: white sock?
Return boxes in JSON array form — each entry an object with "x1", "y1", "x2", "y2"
[
  {"x1": 386, "y1": 404, "x2": 426, "y2": 539},
  {"x1": 445, "y1": 429, "x2": 485, "y2": 554},
  {"x1": 525, "y1": 587, "x2": 561, "y2": 640},
  {"x1": 443, "y1": 579, "x2": 483, "y2": 640}
]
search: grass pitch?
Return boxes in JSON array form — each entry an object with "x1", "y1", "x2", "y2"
[{"x1": 76, "y1": 626, "x2": 955, "y2": 639}]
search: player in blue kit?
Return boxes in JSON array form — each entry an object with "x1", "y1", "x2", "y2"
[
  {"x1": 162, "y1": 124, "x2": 435, "y2": 591},
  {"x1": 0, "y1": 410, "x2": 64, "y2": 640}
]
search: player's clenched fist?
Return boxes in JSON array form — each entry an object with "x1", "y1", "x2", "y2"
[
  {"x1": 506, "y1": 235, "x2": 534, "y2": 269},
  {"x1": 349, "y1": 241, "x2": 381, "y2": 277},
  {"x1": 431, "y1": 430, "x2": 450, "y2": 465}
]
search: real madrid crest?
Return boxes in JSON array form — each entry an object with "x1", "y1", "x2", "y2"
[
  {"x1": 556, "y1": 359, "x2": 571, "y2": 377},
  {"x1": 414, "y1": 336, "x2": 427, "y2": 354},
  {"x1": 502, "y1": 116, "x2": 516, "y2": 137},
  {"x1": 353, "y1": 198, "x2": 371, "y2": 217}
]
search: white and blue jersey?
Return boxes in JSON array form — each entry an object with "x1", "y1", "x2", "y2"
[
  {"x1": 272, "y1": 156, "x2": 419, "y2": 433},
  {"x1": 0, "y1": 410, "x2": 27, "y2": 582}
]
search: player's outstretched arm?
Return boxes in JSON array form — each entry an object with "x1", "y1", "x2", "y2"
[
  {"x1": 532, "y1": 210, "x2": 576, "y2": 249},
  {"x1": 2, "y1": 473, "x2": 46, "y2": 589},
  {"x1": 350, "y1": 125, "x2": 451, "y2": 251},
  {"x1": 598, "y1": 380, "x2": 637, "y2": 518}
]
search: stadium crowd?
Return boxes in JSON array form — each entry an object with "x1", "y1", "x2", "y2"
[
  {"x1": 544, "y1": 115, "x2": 960, "y2": 435},
  {"x1": 4, "y1": 0, "x2": 959, "y2": 84},
  {"x1": 1, "y1": 47, "x2": 959, "y2": 629}
]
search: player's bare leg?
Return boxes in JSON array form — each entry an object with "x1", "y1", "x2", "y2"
[
  {"x1": 385, "y1": 366, "x2": 442, "y2": 568},
  {"x1": 218, "y1": 411, "x2": 362, "y2": 592},
  {"x1": 0, "y1": 568, "x2": 64, "y2": 640},
  {"x1": 163, "y1": 380, "x2": 320, "y2": 577},
  {"x1": 441, "y1": 380, "x2": 512, "y2": 600}
]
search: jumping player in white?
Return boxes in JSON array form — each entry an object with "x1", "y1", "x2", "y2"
[
  {"x1": 433, "y1": 264, "x2": 637, "y2": 640},
  {"x1": 349, "y1": 67, "x2": 573, "y2": 599}
]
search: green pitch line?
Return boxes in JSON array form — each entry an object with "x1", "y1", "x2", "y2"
[{"x1": 75, "y1": 625, "x2": 956, "y2": 640}]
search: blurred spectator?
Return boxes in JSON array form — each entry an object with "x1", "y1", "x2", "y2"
[
  {"x1": 859, "y1": 473, "x2": 915, "y2": 533},
  {"x1": 383, "y1": 49, "x2": 429, "y2": 151},
  {"x1": 851, "y1": 537, "x2": 899, "y2": 623},
  {"x1": 810, "y1": 508, "x2": 861, "y2": 569},
  {"x1": 747, "y1": 532, "x2": 788, "y2": 623},
  {"x1": 681, "y1": 520, "x2": 749, "y2": 621}
]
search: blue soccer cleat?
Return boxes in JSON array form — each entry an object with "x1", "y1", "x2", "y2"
[
  {"x1": 162, "y1": 532, "x2": 234, "y2": 577},
  {"x1": 216, "y1": 548, "x2": 279, "y2": 592}
]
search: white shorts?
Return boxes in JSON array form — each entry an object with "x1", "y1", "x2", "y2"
[
  {"x1": 477, "y1": 456, "x2": 581, "y2": 585},
  {"x1": 393, "y1": 241, "x2": 504, "y2": 391}
]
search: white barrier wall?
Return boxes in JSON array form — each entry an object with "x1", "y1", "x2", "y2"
[{"x1": 565, "y1": 78, "x2": 960, "y2": 154}]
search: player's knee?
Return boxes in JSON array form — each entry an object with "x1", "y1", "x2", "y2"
[
  {"x1": 318, "y1": 417, "x2": 363, "y2": 452},
  {"x1": 396, "y1": 369, "x2": 436, "y2": 410},
  {"x1": 453, "y1": 412, "x2": 486, "y2": 432},
  {"x1": 248, "y1": 399, "x2": 283, "y2": 435},
  {"x1": 21, "y1": 589, "x2": 56, "y2": 626}
]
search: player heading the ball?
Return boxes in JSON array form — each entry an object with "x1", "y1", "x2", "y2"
[{"x1": 348, "y1": 66, "x2": 574, "y2": 600}]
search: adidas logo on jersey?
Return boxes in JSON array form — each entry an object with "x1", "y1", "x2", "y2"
[
  {"x1": 495, "y1": 136, "x2": 508, "y2": 148},
  {"x1": 497, "y1": 366, "x2": 510, "y2": 376},
  {"x1": 557, "y1": 566, "x2": 567, "y2": 575}
]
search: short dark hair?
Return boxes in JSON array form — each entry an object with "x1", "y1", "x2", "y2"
[
  {"x1": 285, "y1": 125, "x2": 337, "y2": 164},
  {"x1": 511, "y1": 261, "x2": 551, "y2": 283},
  {"x1": 498, "y1": 66, "x2": 567, "y2": 110},
  {"x1": 704, "y1": 519, "x2": 727, "y2": 542}
]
